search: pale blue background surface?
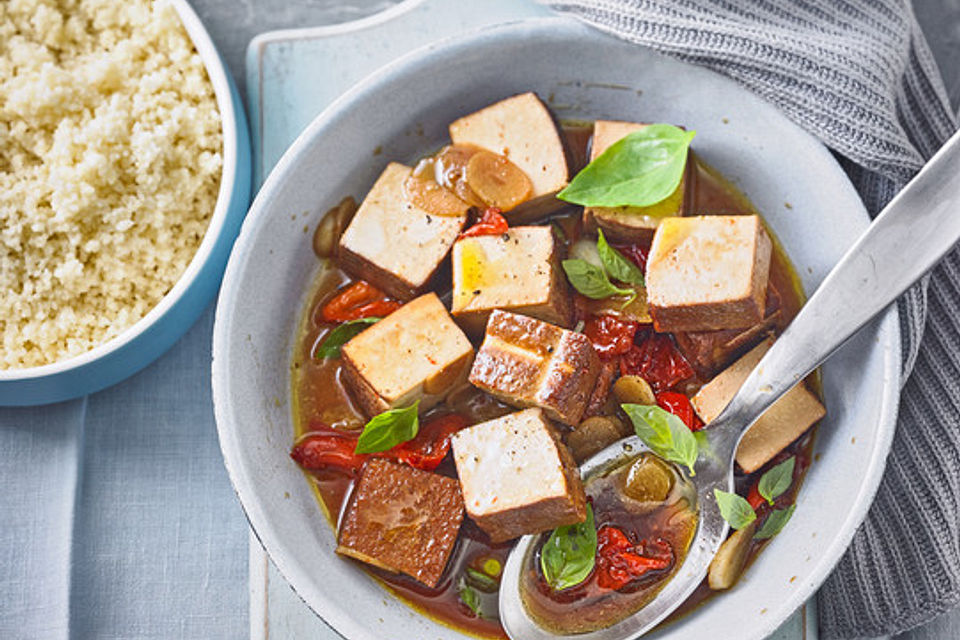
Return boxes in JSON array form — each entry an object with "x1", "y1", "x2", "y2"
[{"x1": 1, "y1": 1, "x2": 957, "y2": 639}]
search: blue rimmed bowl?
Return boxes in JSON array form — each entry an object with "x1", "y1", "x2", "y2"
[{"x1": 0, "y1": 0, "x2": 252, "y2": 406}]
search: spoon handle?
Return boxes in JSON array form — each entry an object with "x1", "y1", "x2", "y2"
[{"x1": 714, "y1": 127, "x2": 960, "y2": 445}]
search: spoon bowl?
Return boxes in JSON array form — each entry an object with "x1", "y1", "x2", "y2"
[{"x1": 500, "y1": 434, "x2": 732, "y2": 640}]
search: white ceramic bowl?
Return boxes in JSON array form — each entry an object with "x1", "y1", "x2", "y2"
[
  {"x1": 0, "y1": 0, "x2": 252, "y2": 406},
  {"x1": 213, "y1": 17, "x2": 900, "y2": 640}
]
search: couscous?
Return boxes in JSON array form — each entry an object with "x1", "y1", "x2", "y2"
[{"x1": 0, "y1": 0, "x2": 222, "y2": 369}]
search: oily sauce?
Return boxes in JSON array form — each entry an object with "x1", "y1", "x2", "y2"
[{"x1": 291, "y1": 125, "x2": 816, "y2": 638}]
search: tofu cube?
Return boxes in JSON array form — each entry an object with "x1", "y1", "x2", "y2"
[
  {"x1": 451, "y1": 408, "x2": 586, "y2": 542},
  {"x1": 468, "y1": 310, "x2": 601, "y2": 426},
  {"x1": 582, "y1": 120, "x2": 688, "y2": 244},
  {"x1": 338, "y1": 162, "x2": 467, "y2": 300},
  {"x1": 337, "y1": 458, "x2": 464, "y2": 587},
  {"x1": 674, "y1": 284, "x2": 782, "y2": 377},
  {"x1": 451, "y1": 226, "x2": 572, "y2": 335},
  {"x1": 691, "y1": 337, "x2": 826, "y2": 473},
  {"x1": 341, "y1": 293, "x2": 474, "y2": 417},
  {"x1": 449, "y1": 93, "x2": 569, "y2": 221},
  {"x1": 646, "y1": 215, "x2": 772, "y2": 332}
]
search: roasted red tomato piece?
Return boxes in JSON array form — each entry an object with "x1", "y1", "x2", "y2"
[
  {"x1": 320, "y1": 281, "x2": 402, "y2": 323},
  {"x1": 596, "y1": 526, "x2": 674, "y2": 591},
  {"x1": 613, "y1": 243, "x2": 649, "y2": 272},
  {"x1": 290, "y1": 426, "x2": 367, "y2": 474},
  {"x1": 583, "y1": 315, "x2": 640, "y2": 359},
  {"x1": 620, "y1": 329, "x2": 695, "y2": 392},
  {"x1": 390, "y1": 413, "x2": 469, "y2": 471},
  {"x1": 459, "y1": 207, "x2": 508, "y2": 238},
  {"x1": 290, "y1": 414, "x2": 469, "y2": 475},
  {"x1": 656, "y1": 391, "x2": 704, "y2": 431}
]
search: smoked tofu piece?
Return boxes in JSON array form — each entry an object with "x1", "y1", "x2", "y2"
[
  {"x1": 338, "y1": 162, "x2": 467, "y2": 300},
  {"x1": 341, "y1": 293, "x2": 474, "y2": 417},
  {"x1": 337, "y1": 459, "x2": 464, "y2": 587},
  {"x1": 451, "y1": 226, "x2": 572, "y2": 334},
  {"x1": 468, "y1": 310, "x2": 600, "y2": 426},
  {"x1": 646, "y1": 215, "x2": 772, "y2": 332},
  {"x1": 674, "y1": 284, "x2": 782, "y2": 378},
  {"x1": 449, "y1": 93, "x2": 569, "y2": 221},
  {"x1": 582, "y1": 120, "x2": 688, "y2": 244},
  {"x1": 691, "y1": 337, "x2": 826, "y2": 473},
  {"x1": 451, "y1": 408, "x2": 586, "y2": 542}
]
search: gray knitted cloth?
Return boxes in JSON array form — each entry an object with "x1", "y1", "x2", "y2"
[{"x1": 541, "y1": 1, "x2": 959, "y2": 637}]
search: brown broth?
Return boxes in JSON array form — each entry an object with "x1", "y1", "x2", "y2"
[
  {"x1": 290, "y1": 125, "x2": 816, "y2": 638},
  {"x1": 521, "y1": 457, "x2": 698, "y2": 634}
]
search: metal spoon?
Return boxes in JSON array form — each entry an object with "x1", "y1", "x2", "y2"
[{"x1": 500, "y1": 127, "x2": 960, "y2": 639}]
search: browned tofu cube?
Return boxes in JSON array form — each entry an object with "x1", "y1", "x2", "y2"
[
  {"x1": 449, "y1": 93, "x2": 569, "y2": 221},
  {"x1": 691, "y1": 337, "x2": 826, "y2": 473},
  {"x1": 338, "y1": 162, "x2": 467, "y2": 300},
  {"x1": 451, "y1": 226, "x2": 572, "y2": 335},
  {"x1": 468, "y1": 310, "x2": 600, "y2": 426},
  {"x1": 451, "y1": 408, "x2": 586, "y2": 542},
  {"x1": 582, "y1": 120, "x2": 688, "y2": 244},
  {"x1": 674, "y1": 284, "x2": 782, "y2": 378},
  {"x1": 646, "y1": 215, "x2": 772, "y2": 332},
  {"x1": 337, "y1": 458, "x2": 464, "y2": 587},
  {"x1": 341, "y1": 293, "x2": 474, "y2": 417}
]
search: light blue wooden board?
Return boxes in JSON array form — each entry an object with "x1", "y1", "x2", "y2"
[{"x1": 244, "y1": 1, "x2": 816, "y2": 638}]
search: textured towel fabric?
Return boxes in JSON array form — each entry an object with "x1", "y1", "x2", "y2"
[{"x1": 542, "y1": 1, "x2": 959, "y2": 637}]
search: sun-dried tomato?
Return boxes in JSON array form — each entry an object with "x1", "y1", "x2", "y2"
[
  {"x1": 620, "y1": 329, "x2": 695, "y2": 392},
  {"x1": 459, "y1": 207, "x2": 508, "y2": 238},
  {"x1": 320, "y1": 281, "x2": 402, "y2": 323},
  {"x1": 290, "y1": 414, "x2": 469, "y2": 475},
  {"x1": 613, "y1": 243, "x2": 649, "y2": 272},
  {"x1": 656, "y1": 391, "x2": 704, "y2": 431},
  {"x1": 583, "y1": 315, "x2": 640, "y2": 359},
  {"x1": 290, "y1": 427, "x2": 367, "y2": 474},
  {"x1": 596, "y1": 526, "x2": 674, "y2": 591}
]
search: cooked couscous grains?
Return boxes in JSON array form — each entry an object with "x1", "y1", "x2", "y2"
[{"x1": 0, "y1": 0, "x2": 222, "y2": 369}]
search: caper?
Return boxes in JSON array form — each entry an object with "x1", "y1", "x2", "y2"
[
  {"x1": 613, "y1": 375, "x2": 657, "y2": 406},
  {"x1": 623, "y1": 453, "x2": 674, "y2": 503},
  {"x1": 566, "y1": 416, "x2": 622, "y2": 463}
]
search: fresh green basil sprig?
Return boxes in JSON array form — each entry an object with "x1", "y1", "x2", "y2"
[
  {"x1": 621, "y1": 404, "x2": 698, "y2": 476},
  {"x1": 354, "y1": 401, "x2": 419, "y2": 454},
  {"x1": 540, "y1": 504, "x2": 597, "y2": 590},
  {"x1": 714, "y1": 456, "x2": 799, "y2": 536},
  {"x1": 597, "y1": 230, "x2": 644, "y2": 286},
  {"x1": 314, "y1": 317, "x2": 381, "y2": 359},
  {"x1": 558, "y1": 124, "x2": 695, "y2": 208},
  {"x1": 561, "y1": 259, "x2": 635, "y2": 301},
  {"x1": 755, "y1": 504, "x2": 797, "y2": 539},
  {"x1": 563, "y1": 230, "x2": 644, "y2": 303},
  {"x1": 757, "y1": 457, "x2": 795, "y2": 505},
  {"x1": 713, "y1": 489, "x2": 757, "y2": 530}
]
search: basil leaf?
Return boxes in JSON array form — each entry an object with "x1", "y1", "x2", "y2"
[
  {"x1": 314, "y1": 317, "x2": 381, "y2": 359},
  {"x1": 466, "y1": 567, "x2": 499, "y2": 593},
  {"x1": 458, "y1": 581, "x2": 481, "y2": 617},
  {"x1": 621, "y1": 404, "x2": 698, "y2": 476},
  {"x1": 354, "y1": 401, "x2": 419, "y2": 454},
  {"x1": 541, "y1": 504, "x2": 597, "y2": 590},
  {"x1": 562, "y1": 259, "x2": 636, "y2": 301},
  {"x1": 755, "y1": 504, "x2": 797, "y2": 540},
  {"x1": 597, "y1": 230, "x2": 644, "y2": 286},
  {"x1": 758, "y1": 457, "x2": 796, "y2": 505},
  {"x1": 558, "y1": 124, "x2": 696, "y2": 207},
  {"x1": 714, "y1": 489, "x2": 758, "y2": 530}
]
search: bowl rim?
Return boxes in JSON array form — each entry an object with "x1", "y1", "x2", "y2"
[
  {"x1": 0, "y1": 0, "x2": 239, "y2": 381},
  {"x1": 213, "y1": 15, "x2": 901, "y2": 640}
]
